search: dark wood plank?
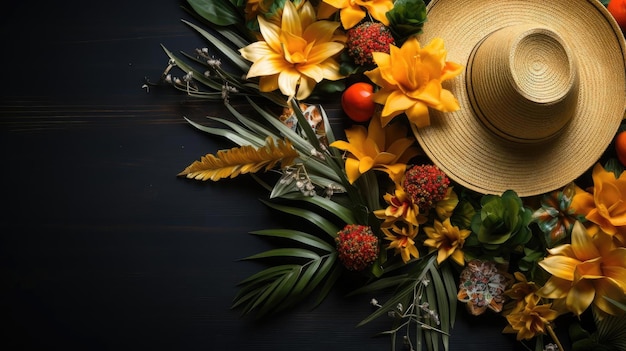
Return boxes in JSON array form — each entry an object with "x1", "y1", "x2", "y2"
[{"x1": 0, "y1": 1, "x2": 539, "y2": 350}]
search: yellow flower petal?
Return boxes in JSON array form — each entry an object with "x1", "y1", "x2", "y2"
[
  {"x1": 537, "y1": 277, "x2": 570, "y2": 299},
  {"x1": 278, "y1": 69, "x2": 301, "y2": 97},
  {"x1": 539, "y1": 256, "x2": 578, "y2": 281},
  {"x1": 344, "y1": 157, "x2": 361, "y2": 184},
  {"x1": 566, "y1": 279, "x2": 595, "y2": 316},
  {"x1": 359, "y1": 0, "x2": 393, "y2": 25},
  {"x1": 405, "y1": 101, "x2": 431, "y2": 128},
  {"x1": 281, "y1": 1, "x2": 303, "y2": 37},
  {"x1": 339, "y1": 4, "x2": 366, "y2": 29},
  {"x1": 571, "y1": 221, "x2": 600, "y2": 261},
  {"x1": 593, "y1": 278, "x2": 626, "y2": 315}
]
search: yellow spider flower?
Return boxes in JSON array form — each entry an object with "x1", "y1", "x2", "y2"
[
  {"x1": 503, "y1": 294, "x2": 559, "y2": 341},
  {"x1": 382, "y1": 223, "x2": 419, "y2": 263},
  {"x1": 373, "y1": 184, "x2": 426, "y2": 228},
  {"x1": 317, "y1": 0, "x2": 394, "y2": 29},
  {"x1": 536, "y1": 221, "x2": 626, "y2": 316},
  {"x1": 423, "y1": 218, "x2": 470, "y2": 265},
  {"x1": 329, "y1": 116, "x2": 419, "y2": 183},
  {"x1": 239, "y1": 0, "x2": 345, "y2": 100},
  {"x1": 365, "y1": 37, "x2": 463, "y2": 128}
]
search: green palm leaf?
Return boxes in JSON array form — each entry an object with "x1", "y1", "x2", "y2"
[{"x1": 260, "y1": 199, "x2": 340, "y2": 239}]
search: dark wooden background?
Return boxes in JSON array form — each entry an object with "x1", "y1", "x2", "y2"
[{"x1": 1, "y1": 1, "x2": 557, "y2": 350}]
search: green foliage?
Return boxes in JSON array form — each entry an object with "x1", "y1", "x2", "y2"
[
  {"x1": 386, "y1": 0, "x2": 427, "y2": 45},
  {"x1": 186, "y1": 0, "x2": 243, "y2": 26},
  {"x1": 570, "y1": 310, "x2": 626, "y2": 351},
  {"x1": 469, "y1": 190, "x2": 533, "y2": 261},
  {"x1": 350, "y1": 256, "x2": 457, "y2": 351},
  {"x1": 231, "y1": 203, "x2": 343, "y2": 317}
]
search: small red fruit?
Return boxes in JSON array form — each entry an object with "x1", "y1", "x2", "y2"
[
  {"x1": 608, "y1": 0, "x2": 626, "y2": 31},
  {"x1": 615, "y1": 130, "x2": 626, "y2": 165},
  {"x1": 341, "y1": 82, "x2": 376, "y2": 122}
]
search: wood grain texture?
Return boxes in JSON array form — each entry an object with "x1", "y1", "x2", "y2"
[{"x1": 0, "y1": 1, "x2": 562, "y2": 350}]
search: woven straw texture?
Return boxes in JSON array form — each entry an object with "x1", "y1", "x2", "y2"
[{"x1": 414, "y1": 0, "x2": 626, "y2": 196}]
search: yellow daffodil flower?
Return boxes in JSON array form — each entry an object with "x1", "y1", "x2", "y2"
[
  {"x1": 536, "y1": 221, "x2": 626, "y2": 316},
  {"x1": 317, "y1": 0, "x2": 393, "y2": 29},
  {"x1": 423, "y1": 218, "x2": 470, "y2": 265},
  {"x1": 382, "y1": 223, "x2": 419, "y2": 263},
  {"x1": 240, "y1": 1, "x2": 346, "y2": 100},
  {"x1": 373, "y1": 184, "x2": 427, "y2": 228},
  {"x1": 329, "y1": 116, "x2": 419, "y2": 183},
  {"x1": 571, "y1": 163, "x2": 626, "y2": 245},
  {"x1": 365, "y1": 37, "x2": 463, "y2": 128},
  {"x1": 502, "y1": 294, "x2": 558, "y2": 341}
]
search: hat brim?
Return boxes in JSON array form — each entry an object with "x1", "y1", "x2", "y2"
[{"x1": 414, "y1": 0, "x2": 626, "y2": 196}]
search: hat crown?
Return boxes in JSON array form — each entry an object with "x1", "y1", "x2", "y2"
[{"x1": 467, "y1": 25, "x2": 579, "y2": 143}]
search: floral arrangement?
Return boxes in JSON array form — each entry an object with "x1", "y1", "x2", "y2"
[{"x1": 149, "y1": 0, "x2": 626, "y2": 350}]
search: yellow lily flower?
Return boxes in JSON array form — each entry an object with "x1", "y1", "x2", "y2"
[
  {"x1": 382, "y1": 223, "x2": 419, "y2": 263},
  {"x1": 423, "y1": 218, "x2": 470, "y2": 265},
  {"x1": 318, "y1": 0, "x2": 394, "y2": 29},
  {"x1": 329, "y1": 116, "x2": 419, "y2": 183},
  {"x1": 502, "y1": 294, "x2": 559, "y2": 341},
  {"x1": 571, "y1": 163, "x2": 626, "y2": 245},
  {"x1": 373, "y1": 183, "x2": 427, "y2": 228},
  {"x1": 537, "y1": 221, "x2": 626, "y2": 316},
  {"x1": 365, "y1": 37, "x2": 463, "y2": 128},
  {"x1": 240, "y1": 1, "x2": 346, "y2": 100}
]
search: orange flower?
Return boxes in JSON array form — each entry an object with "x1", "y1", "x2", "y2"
[
  {"x1": 373, "y1": 184, "x2": 425, "y2": 228},
  {"x1": 571, "y1": 163, "x2": 626, "y2": 245},
  {"x1": 382, "y1": 223, "x2": 419, "y2": 263},
  {"x1": 318, "y1": 0, "x2": 394, "y2": 29},
  {"x1": 423, "y1": 218, "x2": 470, "y2": 265},
  {"x1": 364, "y1": 37, "x2": 463, "y2": 128},
  {"x1": 239, "y1": 1, "x2": 345, "y2": 99},
  {"x1": 536, "y1": 221, "x2": 626, "y2": 316},
  {"x1": 503, "y1": 294, "x2": 558, "y2": 341},
  {"x1": 329, "y1": 116, "x2": 419, "y2": 183}
]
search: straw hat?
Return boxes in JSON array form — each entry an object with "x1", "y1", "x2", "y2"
[{"x1": 413, "y1": 0, "x2": 626, "y2": 196}]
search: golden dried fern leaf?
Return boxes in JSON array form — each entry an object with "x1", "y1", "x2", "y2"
[{"x1": 178, "y1": 137, "x2": 299, "y2": 181}]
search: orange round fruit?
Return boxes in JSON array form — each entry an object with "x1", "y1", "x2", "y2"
[
  {"x1": 608, "y1": 0, "x2": 626, "y2": 31},
  {"x1": 341, "y1": 82, "x2": 376, "y2": 122},
  {"x1": 615, "y1": 130, "x2": 626, "y2": 166}
]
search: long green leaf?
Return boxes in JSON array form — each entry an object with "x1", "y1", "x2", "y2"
[
  {"x1": 303, "y1": 253, "x2": 337, "y2": 299},
  {"x1": 441, "y1": 262, "x2": 458, "y2": 327},
  {"x1": 182, "y1": 19, "x2": 250, "y2": 72},
  {"x1": 257, "y1": 267, "x2": 300, "y2": 317},
  {"x1": 183, "y1": 117, "x2": 253, "y2": 146},
  {"x1": 161, "y1": 45, "x2": 224, "y2": 91},
  {"x1": 243, "y1": 248, "x2": 321, "y2": 261},
  {"x1": 260, "y1": 199, "x2": 340, "y2": 238},
  {"x1": 347, "y1": 274, "x2": 411, "y2": 296},
  {"x1": 428, "y1": 265, "x2": 449, "y2": 351},
  {"x1": 236, "y1": 264, "x2": 298, "y2": 286},
  {"x1": 224, "y1": 102, "x2": 282, "y2": 140},
  {"x1": 207, "y1": 117, "x2": 266, "y2": 147},
  {"x1": 357, "y1": 256, "x2": 435, "y2": 327},
  {"x1": 186, "y1": 0, "x2": 241, "y2": 27},
  {"x1": 277, "y1": 193, "x2": 356, "y2": 225},
  {"x1": 250, "y1": 229, "x2": 334, "y2": 252},
  {"x1": 312, "y1": 262, "x2": 342, "y2": 308}
]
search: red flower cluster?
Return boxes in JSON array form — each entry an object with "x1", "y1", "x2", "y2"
[
  {"x1": 403, "y1": 164, "x2": 450, "y2": 212},
  {"x1": 346, "y1": 22, "x2": 395, "y2": 66},
  {"x1": 335, "y1": 224, "x2": 379, "y2": 271}
]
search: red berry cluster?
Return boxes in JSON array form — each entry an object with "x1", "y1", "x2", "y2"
[
  {"x1": 346, "y1": 22, "x2": 395, "y2": 66},
  {"x1": 335, "y1": 224, "x2": 379, "y2": 271},
  {"x1": 403, "y1": 164, "x2": 450, "y2": 212}
]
